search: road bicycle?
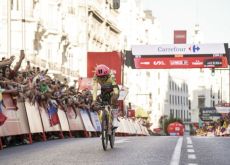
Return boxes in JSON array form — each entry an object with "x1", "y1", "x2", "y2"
[{"x1": 97, "y1": 100, "x2": 116, "y2": 151}]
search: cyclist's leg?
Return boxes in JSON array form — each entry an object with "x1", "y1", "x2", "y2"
[
  {"x1": 110, "y1": 92, "x2": 119, "y2": 109},
  {"x1": 107, "y1": 107, "x2": 113, "y2": 135},
  {"x1": 110, "y1": 93, "x2": 119, "y2": 130}
]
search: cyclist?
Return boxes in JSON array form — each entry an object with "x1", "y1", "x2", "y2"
[{"x1": 92, "y1": 64, "x2": 119, "y2": 130}]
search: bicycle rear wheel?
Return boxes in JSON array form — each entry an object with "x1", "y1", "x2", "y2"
[{"x1": 101, "y1": 111, "x2": 109, "y2": 151}]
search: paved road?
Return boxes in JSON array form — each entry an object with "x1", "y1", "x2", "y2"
[
  {"x1": 180, "y1": 136, "x2": 230, "y2": 165},
  {"x1": 0, "y1": 136, "x2": 230, "y2": 165}
]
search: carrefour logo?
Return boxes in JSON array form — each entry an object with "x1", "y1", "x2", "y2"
[
  {"x1": 189, "y1": 45, "x2": 200, "y2": 52},
  {"x1": 158, "y1": 47, "x2": 186, "y2": 52},
  {"x1": 157, "y1": 45, "x2": 200, "y2": 53}
]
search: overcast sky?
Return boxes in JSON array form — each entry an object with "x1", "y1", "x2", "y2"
[{"x1": 143, "y1": 0, "x2": 230, "y2": 45}]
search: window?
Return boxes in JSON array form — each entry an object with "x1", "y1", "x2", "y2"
[
  {"x1": 68, "y1": 0, "x2": 75, "y2": 15},
  {"x1": 198, "y1": 96, "x2": 205, "y2": 108},
  {"x1": 112, "y1": 0, "x2": 120, "y2": 9},
  {"x1": 170, "y1": 109, "x2": 173, "y2": 118},
  {"x1": 47, "y1": 3, "x2": 59, "y2": 30},
  {"x1": 169, "y1": 95, "x2": 171, "y2": 104},
  {"x1": 11, "y1": 0, "x2": 20, "y2": 11}
]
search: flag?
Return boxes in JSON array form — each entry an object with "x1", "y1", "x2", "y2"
[
  {"x1": 47, "y1": 103, "x2": 60, "y2": 126},
  {"x1": 0, "y1": 101, "x2": 7, "y2": 126},
  {"x1": 0, "y1": 88, "x2": 7, "y2": 126}
]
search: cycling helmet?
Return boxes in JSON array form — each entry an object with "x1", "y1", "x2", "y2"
[{"x1": 95, "y1": 64, "x2": 110, "y2": 77}]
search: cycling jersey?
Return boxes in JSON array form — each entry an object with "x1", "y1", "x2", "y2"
[{"x1": 92, "y1": 72, "x2": 119, "y2": 102}]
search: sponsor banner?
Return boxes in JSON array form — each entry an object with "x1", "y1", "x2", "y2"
[
  {"x1": 199, "y1": 107, "x2": 221, "y2": 121},
  {"x1": 39, "y1": 106, "x2": 60, "y2": 132},
  {"x1": 90, "y1": 111, "x2": 101, "y2": 132},
  {"x1": 127, "y1": 109, "x2": 135, "y2": 118},
  {"x1": 2, "y1": 93, "x2": 17, "y2": 110},
  {"x1": 25, "y1": 101, "x2": 43, "y2": 133},
  {"x1": 66, "y1": 107, "x2": 84, "y2": 131},
  {"x1": 132, "y1": 43, "x2": 226, "y2": 56},
  {"x1": 87, "y1": 52, "x2": 123, "y2": 84},
  {"x1": 215, "y1": 106, "x2": 230, "y2": 114},
  {"x1": 167, "y1": 122, "x2": 184, "y2": 136},
  {"x1": 0, "y1": 101, "x2": 30, "y2": 136},
  {"x1": 134, "y1": 56, "x2": 228, "y2": 69},
  {"x1": 80, "y1": 109, "x2": 96, "y2": 132},
  {"x1": 174, "y1": 30, "x2": 187, "y2": 44}
]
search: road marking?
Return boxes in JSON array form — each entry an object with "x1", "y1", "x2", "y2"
[
  {"x1": 187, "y1": 137, "x2": 192, "y2": 144},
  {"x1": 187, "y1": 149, "x2": 195, "y2": 153},
  {"x1": 187, "y1": 144, "x2": 193, "y2": 148},
  {"x1": 170, "y1": 137, "x2": 183, "y2": 165},
  {"x1": 188, "y1": 154, "x2": 196, "y2": 159},
  {"x1": 186, "y1": 137, "x2": 197, "y2": 164}
]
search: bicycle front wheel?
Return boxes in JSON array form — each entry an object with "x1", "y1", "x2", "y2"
[
  {"x1": 109, "y1": 129, "x2": 115, "y2": 148},
  {"x1": 101, "y1": 110, "x2": 109, "y2": 151}
]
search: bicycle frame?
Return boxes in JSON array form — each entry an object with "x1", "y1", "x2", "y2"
[{"x1": 99, "y1": 102, "x2": 115, "y2": 151}]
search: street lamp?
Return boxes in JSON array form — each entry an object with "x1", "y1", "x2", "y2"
[{"x1": 213, "y1": 67, "x2": 230, "y2": 103}]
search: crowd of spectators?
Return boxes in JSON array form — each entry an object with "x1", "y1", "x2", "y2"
[
  {"x1": 0, "y1": 53, "x2": 94, "y2": 117},
  {"x1": 195, "y1": 113, "x2": 230, "y2": 136}
]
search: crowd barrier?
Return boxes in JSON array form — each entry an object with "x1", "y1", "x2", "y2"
[{"x1": 0, "y1": 97, "x2": 149, "y2": 150}]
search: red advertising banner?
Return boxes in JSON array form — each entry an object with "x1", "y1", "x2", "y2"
[
  {"x1": 127, "y1": 109, "x2": 135, "y2": 118},
  {"x1": 134, "y1": 56, "x2": 228, "y2": 69},
  {"x1": 87, "y1": 52, "x2": 123, "y2": 84},
  {"x1": 174, "y1": 30, "x2": 187, "y2": 44},
  {"x1": 167, "y1": 122, "x2": 184, "y2": 136}
]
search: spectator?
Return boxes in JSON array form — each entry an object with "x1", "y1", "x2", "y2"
[
  {"x1": 25, "y1": 61, "x2": 31, "y2": 72},
  {"x1": 2, "y1": 52, "x2": 25, "y2": 80},
  {"x1": 0, "y1": 56, "x2": 15, "y2": 68}
]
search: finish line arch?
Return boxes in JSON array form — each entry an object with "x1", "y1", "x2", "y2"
[{"x1": 130, "y1": 43, "x2": 229, "y2": 69}]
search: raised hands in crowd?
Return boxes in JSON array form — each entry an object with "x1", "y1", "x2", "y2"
[{"x1": 0, "y1": 52, "x2": 94, "y2": 115}]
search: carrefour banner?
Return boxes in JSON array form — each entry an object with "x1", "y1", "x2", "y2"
[{"x1": 132, "y1": 44, "x2": 226, "y2": 56}]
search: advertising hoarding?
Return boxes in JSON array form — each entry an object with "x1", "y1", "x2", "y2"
[
  {"x1": 174, "y1": 30, "x2": 187, "y2": 44},
  {"x1": 134, "y1": 56, "x2": 228, "y2": 69},
  {"x1": 132, "y1": 44, "x2": 226, "y2": 56},
  {"x1": 87, "y1": 52, "x2": 123, "y2": 84}
]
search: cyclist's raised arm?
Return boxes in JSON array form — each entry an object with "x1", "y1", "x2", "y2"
[{"x1": 111, "y1": 76, "x2": 119, "y2": 96}]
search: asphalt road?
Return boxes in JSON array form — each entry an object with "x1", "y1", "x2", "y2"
[{"x1": 0, "y1": 135, "x2": 230, "y2": 165}]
